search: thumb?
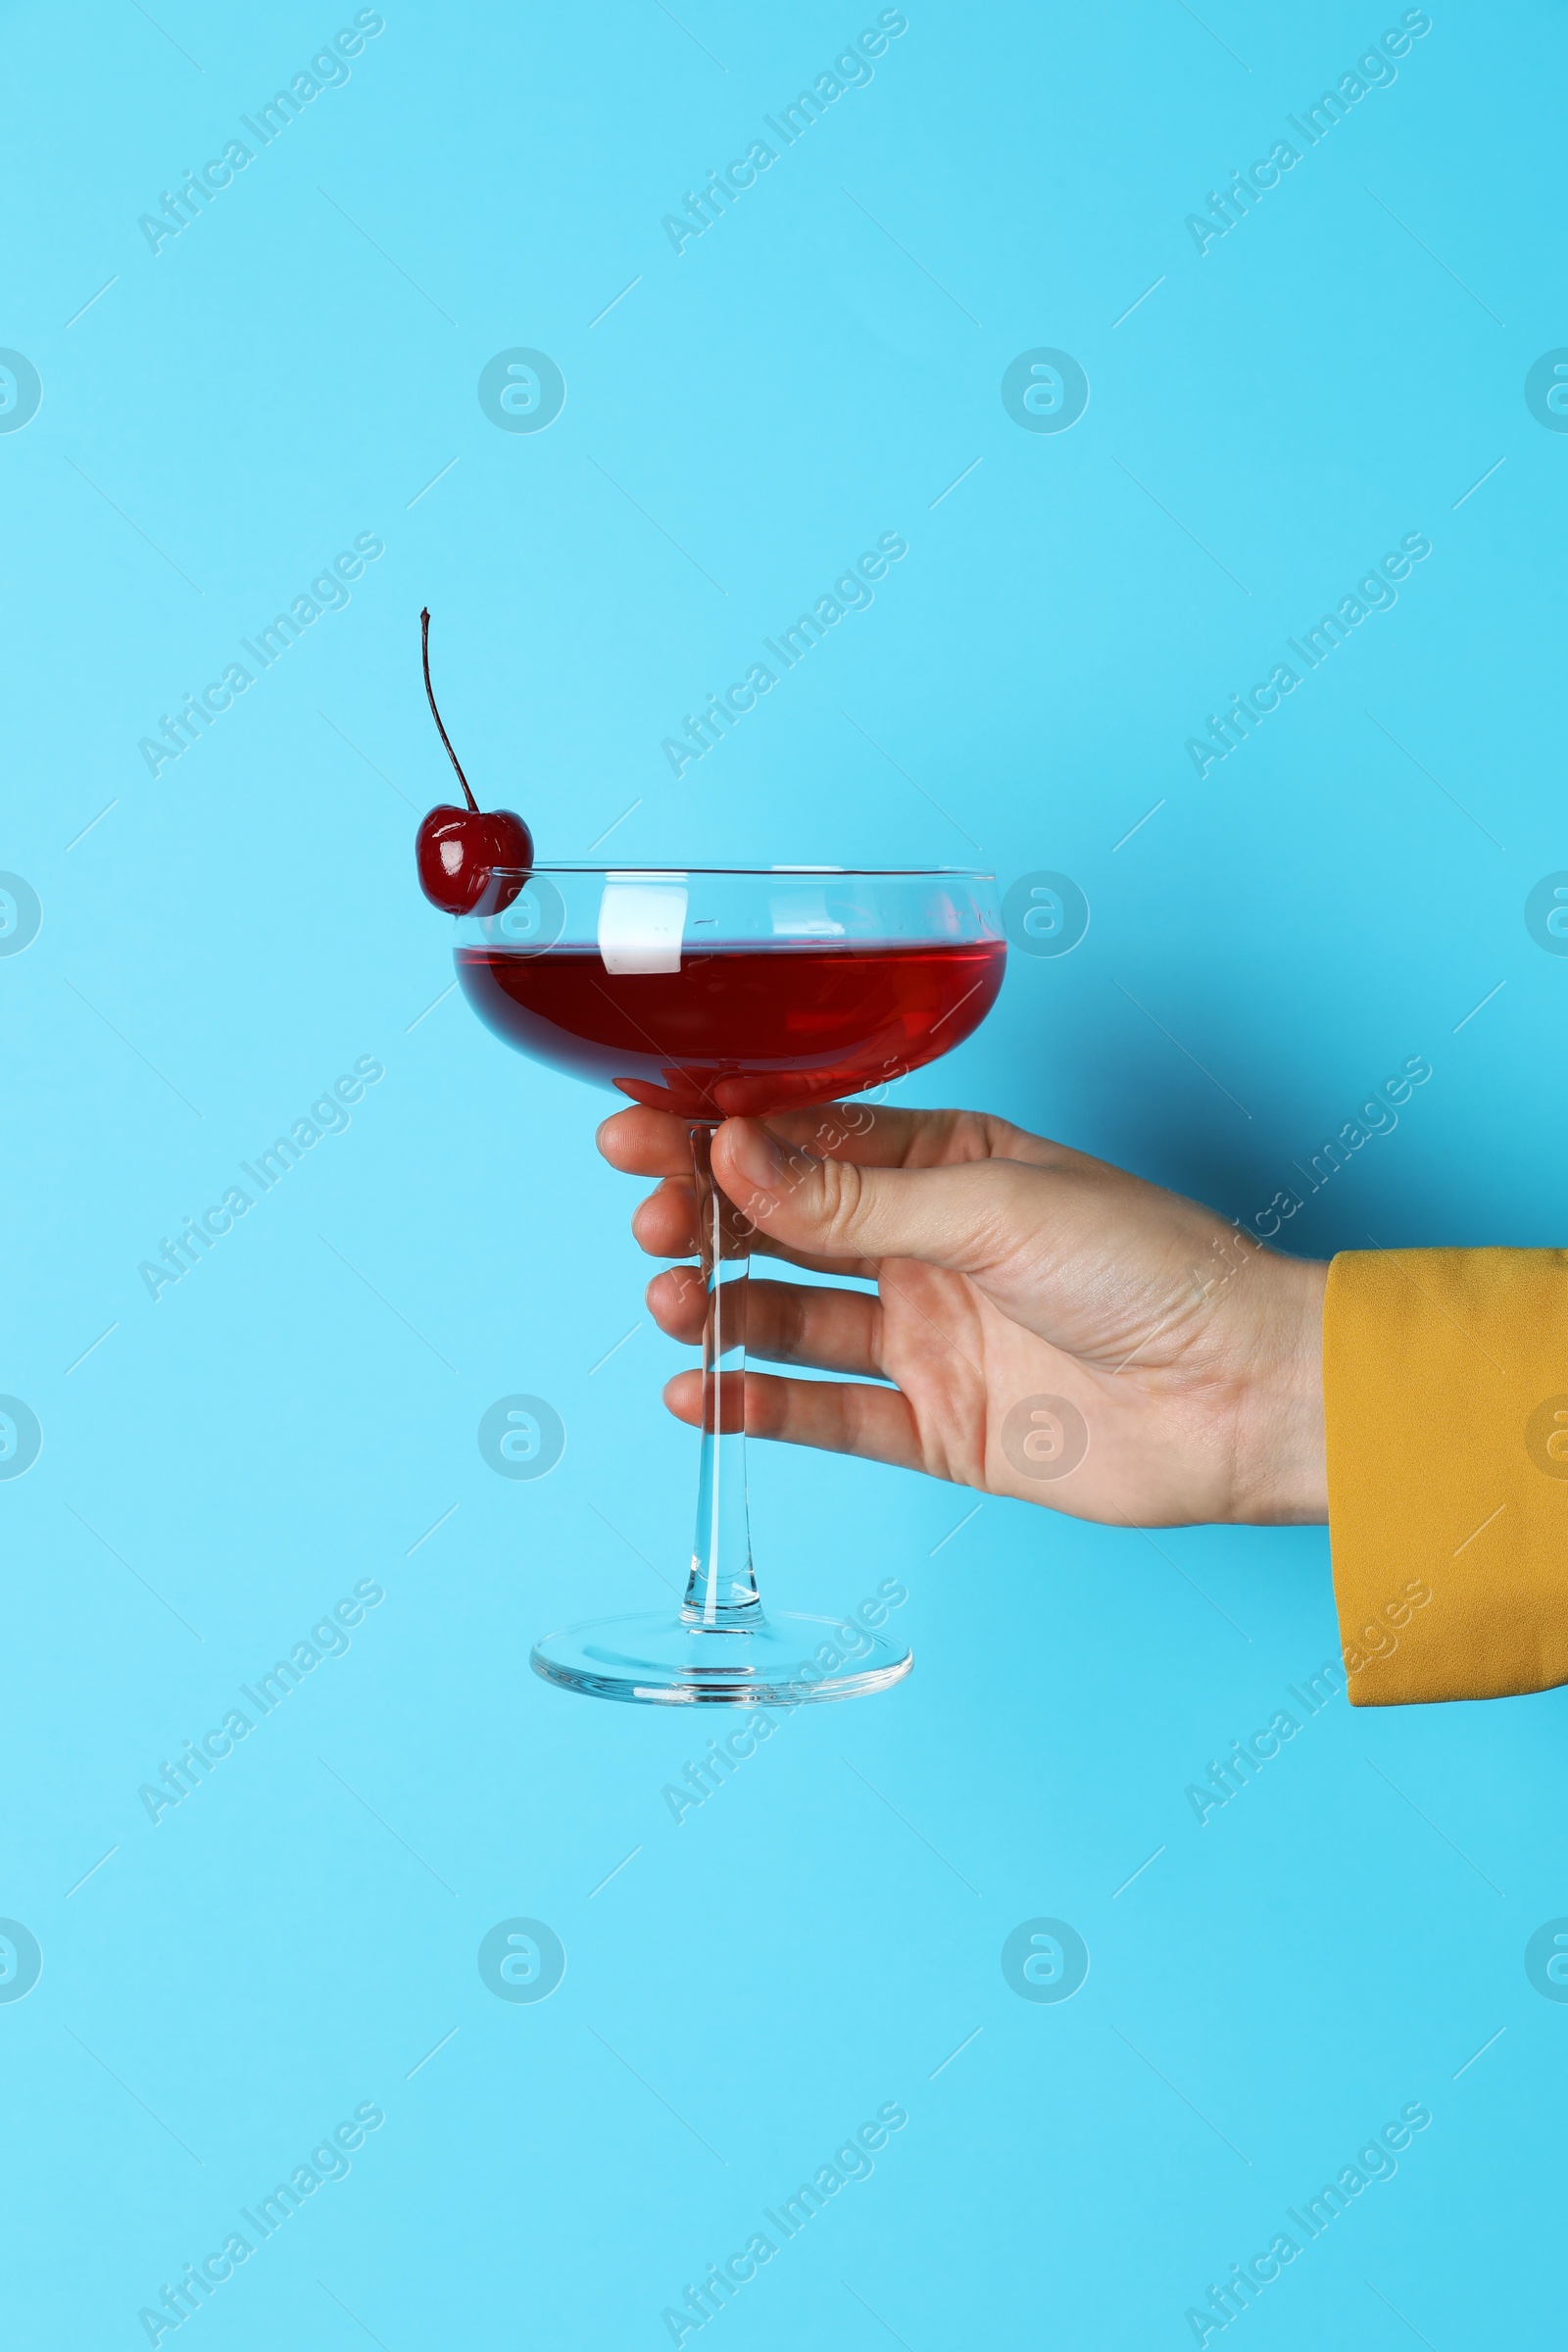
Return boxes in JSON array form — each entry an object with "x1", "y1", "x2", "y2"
[{"x1": 712, "y1": 1116, "x2": 1017, "y2": 1273}]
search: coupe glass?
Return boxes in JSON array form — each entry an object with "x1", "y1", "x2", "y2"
[{"x1": 454, "y1": 865, "x2": 1004, "y2": 1705}]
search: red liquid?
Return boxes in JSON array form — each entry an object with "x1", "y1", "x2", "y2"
[{"x1": 457, "y1": 940, "x2": 1005, "y2": 1117}]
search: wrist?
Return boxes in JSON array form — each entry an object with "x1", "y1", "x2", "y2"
[{"x1": 1230, "y1": 1251, "x2": 1329, "y2": 1523}]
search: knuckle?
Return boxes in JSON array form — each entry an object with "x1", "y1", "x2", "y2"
[
  {"x1": 956, "y1": 1109, "x2": 1004, "y2": 1159},
  {"x1": 779, "y1": 1285, "x2": 808, "y2": 1357},
  {"x1": 814, "y1": 1154, "x2": 865, "y2": 1244}
]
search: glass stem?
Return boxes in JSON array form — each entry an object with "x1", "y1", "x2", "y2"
[{"x1": 683, "y1": 1122, "x2": 763, "y2": 1629}]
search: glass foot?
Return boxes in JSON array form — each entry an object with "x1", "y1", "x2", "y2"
[{"x1": 530, "y1": 1610, "x2": 912, "y2": 1707}]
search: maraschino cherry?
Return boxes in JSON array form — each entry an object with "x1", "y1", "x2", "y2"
[{"x1": 415, "y1": 608, "x2": 532, "y2": 914}]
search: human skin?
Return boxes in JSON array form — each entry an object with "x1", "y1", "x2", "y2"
[{"x1": 597, "y1": 1102, "x2": 1329, "y2": 1529}]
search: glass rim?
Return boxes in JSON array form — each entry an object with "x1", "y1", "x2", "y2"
[{"x1": 483, "y1": 863, "x2": 999, "y2": 881}]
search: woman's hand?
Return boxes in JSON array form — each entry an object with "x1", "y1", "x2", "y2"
[{"x1": 597, "y1": 1102, "x2": 1328, "y2": 1529}]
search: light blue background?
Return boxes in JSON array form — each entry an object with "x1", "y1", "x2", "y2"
[{"x1": 3, "y1": 2, "x2": 1563, "y2": 2344}]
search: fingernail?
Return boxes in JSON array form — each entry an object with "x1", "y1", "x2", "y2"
[{"x1": 727, "y1": 1119, "x2": 789, "y2": 1192}]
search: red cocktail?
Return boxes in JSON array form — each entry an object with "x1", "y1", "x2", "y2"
[{"x1": 457, "y1": 937, "x2": 1004, "y2": 1116}]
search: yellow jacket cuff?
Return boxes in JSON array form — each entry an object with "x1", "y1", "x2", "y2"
[{"x1": 1323, "y1": 1247, "x2": 1568, "y2": 1703}]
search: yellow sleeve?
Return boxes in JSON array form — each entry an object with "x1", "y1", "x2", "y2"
[{"x1": 1323, "y1": 1248, "x2": 1568, "y2": 1704}]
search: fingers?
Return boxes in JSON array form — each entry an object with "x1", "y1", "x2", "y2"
[
  {"x1": 599, "y1": 1100, "x2": 1090, "y2": 1179},
  {"x1": 647, "y1": 1268, "x2": 883, "y2": 1377},
  {"x1": 630, "y1": 1178, "x2": 700, "y2": 1263},
  {"x1": 599, "y1": 1102, "x2": 1089, "y2": 1294},
  {"x1": 597, "y1": 1104, "x2": 692, "y2": 1180},
  {"x1": 629, "y1": 1176, "x2": 874, "y2": 1280},
  {"x1": 759, "y1": 1102, "x2": 1081, "y2": 1173},
  {"x1": 662, "y1": 1365, "x2": 924, "y2": 1473},
  {"x1": 710, "y1": 1116, "x2": 1032, "y2": 1279}
]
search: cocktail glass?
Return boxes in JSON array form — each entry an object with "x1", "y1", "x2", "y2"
[{"x1": 454, "y1": 864, "x2": 1004, "y2": 1704}]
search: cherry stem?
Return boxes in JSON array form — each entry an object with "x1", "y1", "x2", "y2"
[{"x1": 419, "y1": 607, "x2": 478, "y2": 812}]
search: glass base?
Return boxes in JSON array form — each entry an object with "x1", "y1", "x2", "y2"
[{"x1": 530, "y1": 1610, "x2": 912, "y2": 1707}]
